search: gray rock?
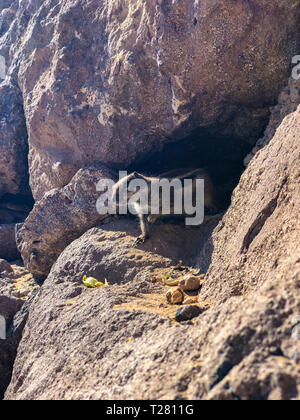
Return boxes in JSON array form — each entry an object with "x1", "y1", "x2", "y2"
[
  {"x1": 0, "y1": 294, "x2": 22, "y2": 326},
  {"x1": 175, "y1": 305, "x2": 203, "y2": 322},
  {"x1": 40, "y1": 215, "x2": 219, "y2": 286},
  {"x1": 17, "y1": 165, "x2": 118, "y2": 279}
]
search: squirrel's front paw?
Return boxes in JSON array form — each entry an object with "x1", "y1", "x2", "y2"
[{"x1": 135, "y1": 236, "x2": 148, "y2": 245}]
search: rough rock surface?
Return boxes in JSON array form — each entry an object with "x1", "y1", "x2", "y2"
[
  {"x1": 0, "y1": 1, "x2": 15, "y2": 12},
  {"x1": 0, "y1": 263, "x2": 38, "y2": 399},
  {"x1": 0, "y1": 263, "x2": 38, "y2": 323},
  {"x1": 200, "y1": 105, "x2": 300, "y2": 303},
  {"x1": 0, "y1": 287, "x2": 38, "y2": 399},
  {"x1": 0, "y1": 258, "x2": 12, "y2": 273},
  {"x1": 23, "y1": 215, "x2": 220, "y2": 285},
  {"x1": 179, "y1": 274, "x2": 204, "y2": 291},
  {"x1": 4, "y1": 107, "x2": 300, "y2": 400},
  {"x1": 17, "y1": 165, "x2": 117, "y2": 279},
  {"x1": 0, "y1": 223, "x2": 20, "y2": 261},
  {"x1": 244, "y1": 76, "x2": 300, "y2": 166},
  {"x1": 0, "y1": 3, "x2": 16, "y2": 37},
  {"x1": 1, "y1": 0, "x2": 299, "y2": 199}
]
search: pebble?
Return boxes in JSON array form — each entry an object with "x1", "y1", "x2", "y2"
[
  {"x1": 166, "y1": 287, "x2": 184, "y2": 305},
  {"x1": 175, "y1": 305, "x2": 203, "y2": 322},
  {"x1": 179, "y1": 274, "x2": 205, "y2": 291}
]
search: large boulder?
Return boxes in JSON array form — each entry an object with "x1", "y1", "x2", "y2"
[
  {"x1": 2, "y1": 0, "x2": 299, "y2": 199},
  {"x1": 17, "y1": 165, "x2": 118, "y2": 279},
  {"x1": 244, "y1": 75, "x2": 300, "y2": 166},
  {"x1": 4, "y1": 215, "x2": 220, "y2": 401},
  {"x1": 0, "y1": 263, "x2": 38, "y2": 398},
  {"x1": 200, "y1": 105, "x2": 300, "y2": 304},
  {"x1": 4, "y1": 107, "x2": 300, "y2": 400}
]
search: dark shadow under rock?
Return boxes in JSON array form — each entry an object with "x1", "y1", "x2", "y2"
[
  {"x1": 4, "y1": 107, "x2": 300, "y2": 401},
  {"x1": 0, "y1": 262, "x2": 39, "y2": 399},
  {"x1": 0, "y1": 224, "x2": 20, "y2": 262}
]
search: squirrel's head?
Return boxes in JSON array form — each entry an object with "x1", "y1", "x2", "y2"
[{"x1": 111, "y1": 172, "x2": 142, "y2": 205}]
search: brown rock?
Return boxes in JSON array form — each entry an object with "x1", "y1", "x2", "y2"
[
  {"x1": 179, "y1": 274, "x2": 205, "y2": 291},
  {"x1": 182, "y1": 297, "x2": 198, "y2": 306},
  {"x1": 0, "y1": 259, "x2": 12, "y2": 273},
  {"x1": 166, "y1": 287, "x2": 185, "y2": 305},
  {"x1": 17, "y1": 165, "x2": 117, "y2": 279},
  {"x1": 0, "y1": 263, "x2": 37, "y2": 324},
  {"x1": 4, "y1": 106, "x2": 300, "y2": 401},
  {"x1": 31, "y1": 216, "x2": 218, "y2": 286},
  {"x1": 2, "y1": 0, "x2": 299, "y2": 199},
  {"x1": 200, "y1": 105, "x2": 300, "y2": 304}
]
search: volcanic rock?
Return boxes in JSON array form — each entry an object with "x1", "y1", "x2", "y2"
[
  {"x1": 17, "y1": 165, "x2": 117, "y2": 279},
  {"x1": 2, "y1": 0, "x2": 299, "y2": 199},
  {"x1": 5, "y1": 105, "x2": 299, "y2": 401}
]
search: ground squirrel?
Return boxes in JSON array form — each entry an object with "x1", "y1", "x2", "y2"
[{"x1": 111, "y1": 168, "x2": 219, "y2": 244}]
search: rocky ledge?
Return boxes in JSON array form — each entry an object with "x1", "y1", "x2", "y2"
[
  {"x1": 0, "y1": 0, "x2": 299, "y2": 401},
  {"x1": 4, "y1": 105, "x2": 300, "y2": 400}
]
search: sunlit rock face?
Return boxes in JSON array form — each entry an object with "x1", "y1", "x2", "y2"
[
  {"x1": 1, "y1": 0, "x2": 299, "y2": 200},
  {"x1": 5, "y1": 105, "x2": 300, "y2": 402}
]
